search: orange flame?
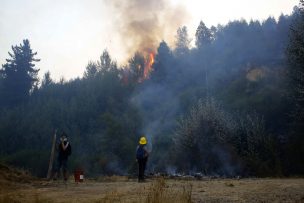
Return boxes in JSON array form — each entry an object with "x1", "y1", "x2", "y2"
[
  {"x1": 123, "y1": 52, "x2": 155, "y2": 84},
  {"x1": 143, "y1": 52, "x2": 155, "y2": 79}
]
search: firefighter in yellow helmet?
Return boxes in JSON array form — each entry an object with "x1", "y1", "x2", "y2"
[{"x1": 136, "y1": 136, "x2": 149, "y2": 182}]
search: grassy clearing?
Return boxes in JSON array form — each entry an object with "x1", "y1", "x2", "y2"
[
  {"x1": 1, "y1": 176, "x2": 304, "y2": 202},
  {"x1": 145, "y1": 178, "x2": 192, "y2": 203},
  {"x1": 0, "y1": 177, "x2": 192, "y2": 203},
  {"x1": 88, "y1": 178, "x2": 192, "y2": 203}
]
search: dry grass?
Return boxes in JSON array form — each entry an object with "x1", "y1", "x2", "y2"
[
  {"x1": 93, "y1": 192, "x2": 123, "y2": 203},
  {"x1": 91, "y1": 178, "x2": 192, "y2": 203},
  {"x1": 95, "y1": 175, "x2": 129, "y2": 182},
  {"x1": 1, "y1": 162, "x2": 303, "y2": 202},
  {"x1": 0, "y1": 192, "x2": 54, "y2": 203},
  {"x1": 0, "y1": 172, "x2": 304, "y2": 203},
  {"x1": 0, "y1": 163, "x2": 34, "y2": 184},
  {"x1": 145, "y1": 178, "x2": 192, "y2": 203}
]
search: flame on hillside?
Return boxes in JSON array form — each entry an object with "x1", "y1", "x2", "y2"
[
  {"x1": 122, "y1": 51, "x2": 155, "y2": 84},
  {"x1": 143, "y1": 52, "x2": 155, "y2": 80}
]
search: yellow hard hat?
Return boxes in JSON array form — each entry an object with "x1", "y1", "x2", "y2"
[{"x1": 139, "y1": 136, "x2": 147, "y2": 145}]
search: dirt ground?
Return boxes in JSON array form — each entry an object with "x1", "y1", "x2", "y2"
[{"x1": 0, "y1": 176, "x2": 304, "y2": 203}]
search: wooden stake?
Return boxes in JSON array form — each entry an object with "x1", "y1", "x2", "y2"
[{"x1": 47, "y1": 130, "x2": 57, "y2": 180}]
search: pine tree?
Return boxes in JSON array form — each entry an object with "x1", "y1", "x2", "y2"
[
  {"x1": 195, "y1": 21, "x2": 212, "y2": 49},
  {"x1": 151, "y1": 41, "x2": 172, "y2": 82},
  {"x1": 128, "y1": 52, "x2": 145, "y2": 83},
  {"x1": 41, "y1": 71, "x2": 53, "y2": 88},
  {"x1": 175, "y1": 26, "x2": 191, "y2": 56},
  {"x1": 84, "y1": 61, "x2": 98, "y2": 79},
  {"x1": 98, "y1": 49, "x2": 117, "y2": 74},
  {"x1": 0, "y1": 39, "x2": 40, "y2": 107}
]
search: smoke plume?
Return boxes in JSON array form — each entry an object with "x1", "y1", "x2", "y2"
[{"x1": 105, "y1": 0, "x2": 189, "y2": 59}]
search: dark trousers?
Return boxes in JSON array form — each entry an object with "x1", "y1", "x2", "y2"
[
  {"x1": 55, "y1": 157, "x2": 68, "y2": 172},
  {"x1": 53, "y1": 157, "x2": 68, "y2": 180},
  {"x1": 138, "y1": 158, "x2": 147, "y2": 181}
]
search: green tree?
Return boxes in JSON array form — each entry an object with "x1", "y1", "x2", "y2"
[
  {"x1": 286, "y1": 0, "x2": 304, "y2": 174},
  {"x1": 128, "y1": 52, "x2": 145, "y2": 83},
  {"x1": 84, "y1": 61, "x2": 98, "y2": 79},
  {"x1": 151, "y1": 41, "x2": 172, "y2": 82},
  {"x1": 195, "y1": 21, "x2": 213, "y2": 49},
  {"x1": 174, "y1": 98, "x2": 237, "y2": 174},
  {"x1": 236, "y1": 114, "x2": 280, "y2": 176},
  {"x1": 98, "y1": 49, "x2": 117, "y2": 74},
  {"x1": 175, "y1": 26, "x2": 191, "y2": 56},
  {"x1": 41, "y1": 71, "x2": 53, "y2": 88},
  {"x1": 0, "y1": 39, "x2": 40, "y2": 107},
  {"x1": 287, "y1": 1, "x2": 304, "y2": 119}
]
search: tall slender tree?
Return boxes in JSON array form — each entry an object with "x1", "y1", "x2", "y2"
[
  {"x1": 175, "y1": 26, "x2": 191, "y2": 56},
  {"x1": 98, "y1": 49, "x2": 117, "y2": 74},
  {"x1": 41, "y1": 71, "x2": 53, "y2": 88},
  {"x1": 84, "y1": 61, "x2": 98, "y2": 79},
  {"x1": 151, "y1": 41, "x2": 172, "y2": 82},
  {"x1": 0, "y1": 39, "x2": 40, "y2": 106},
  {"x1": 128, "y1": 52, "x2": 145, "y2": 83},
  {"x1": 195, "y1": 21, "x2": 212, "y2": 49}
]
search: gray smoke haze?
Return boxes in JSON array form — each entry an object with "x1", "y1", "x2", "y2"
[
  {"x1": 103, "y1": 0, "x2": 189, "y2": 170},
  {"x1": 130, "y1": 82, "x2": 181, "y2": 173},
  {"x1": 105, "y1": 0, "x2": 189, "y2": 57},
  {"x1": 131, "y1": 83, "x2": 179, "y2": 129}
]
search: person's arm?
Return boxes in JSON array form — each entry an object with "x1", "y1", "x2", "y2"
[{"x1": 61, "y1": 141, "x2": 69, "y2": 151}]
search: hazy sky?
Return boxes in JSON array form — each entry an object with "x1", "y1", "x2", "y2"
[{"x1": 0, "y1": 0, "x2": 299, "y2": 80}]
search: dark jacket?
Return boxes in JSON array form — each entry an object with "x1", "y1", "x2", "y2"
[
  {"x1": 58, "y1": 141, "x2": 71, "y2": 160},
  {"x1": 136, "y1": 144, "x2": 149, "y2": 160}
]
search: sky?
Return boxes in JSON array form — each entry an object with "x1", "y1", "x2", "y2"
[{"x1": 0, "y1": 0, "x2": 299, "y2": 81}]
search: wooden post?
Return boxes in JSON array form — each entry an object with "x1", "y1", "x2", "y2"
[{"x1": 47, "y1": 130, "x2": 57, "y2": 180}]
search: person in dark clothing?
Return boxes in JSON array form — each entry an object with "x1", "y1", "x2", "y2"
[
  {"x1": 136, "y1": 136, "x2": 149, "y2": 182},
  {"x1": 53, "y1": 132, "x2": 72, "y2": 181}
]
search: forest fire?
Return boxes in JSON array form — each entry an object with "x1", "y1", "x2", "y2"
[
  {"x1": 121, "y1": 52, "x2": 155, "y2": 84},
  {"x1": 143, "y1": 52, "x2": 155, "y2": 80}
]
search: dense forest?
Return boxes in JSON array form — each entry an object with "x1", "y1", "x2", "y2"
[{"x1": 0, "y1": 3, "x2": 303, "y2": 177}]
